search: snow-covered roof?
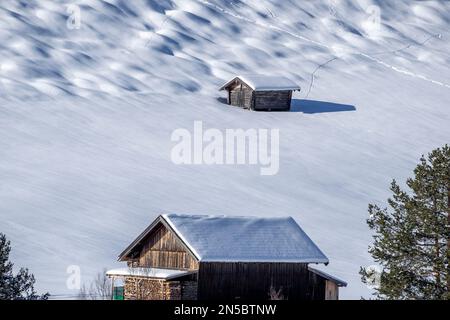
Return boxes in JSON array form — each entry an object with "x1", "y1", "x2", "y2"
[
  {"x1": 162, "y1": 214, "x2": 328, "y2": 263},
  {"x1": 106, "y1": 267, "x2": 195, "y2": 280},
  {"x1": 219, "y1": 75, "x2": 301, "y2": 91}
]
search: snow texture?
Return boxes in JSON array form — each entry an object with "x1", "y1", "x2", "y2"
[
  {"x1": 0, "y1": 0, "x2": 449, "y2": 299},
  {"x1": 220, "y1": 75, "x2": 301, "y2": 91},
  {"x1": 163, "y1": 214, "x2": 329, "y2": 263}
]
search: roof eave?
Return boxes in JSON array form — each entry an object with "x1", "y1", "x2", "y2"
[
  {"x1": 219, "y1": 76, "x2": 242, "y2": 91},
  {"x1": 219, "y1": 78, "x2": 301, "y2": 92},
  {"x1": 106, "y1": 268, "x2": 198, "y2": 280},
  {"x1": 117, "y1": 215, "x2": 165, "y2": 261},
  {"x1": 252, "y1": 87, "x2": 301, "y2": 92},
  {"x1": 308, "y1": 266, "x2": 347, "y2": 287},
  {"x1": 162, "y1": 214, "x2": 202, "y2": 261},
  {"x1": 200, "y1": 258, "x2": 329, "y2": 264}
]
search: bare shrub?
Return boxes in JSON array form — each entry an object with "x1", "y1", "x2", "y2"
[
  {"x1": 268, "y1": 285, "x2": 285, "y2": 300},
  {"x1": 78, "y1": 268, "x2": 112, "y2": 300}
]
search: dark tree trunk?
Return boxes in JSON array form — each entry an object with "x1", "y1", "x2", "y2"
[{"x1": 447, "y1": 168, "x2": 450, "y2": 296}]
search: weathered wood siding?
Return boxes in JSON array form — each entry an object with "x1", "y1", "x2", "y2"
[
  {"x1": 225, "y1": 79, "x2": 293, "y2": 111},
  {"x1": 229, "y1": 82, "x2": 254, "y2": 109},
  {"x1": 137, "y1": 223, "x2": 198, "y2": 270},
  {"x1": 307, "y1": 268, "x2": 329, "y2": 300},
  {"x1": 197, "y1": 262, "x2": 326, "y2": 300},
  {"x1": 254, "y1": 91, "x2": 292, "y2": 111},
  {"x1": 324, "y1": 280, "x2": 339, "y2": 300}
]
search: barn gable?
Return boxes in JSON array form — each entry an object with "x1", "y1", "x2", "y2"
[{"x1": 119, "y1": 216, "x2": 198, "y2": 270}]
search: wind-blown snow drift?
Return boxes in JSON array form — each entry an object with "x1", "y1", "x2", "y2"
[{"x1": 0, "y1": 0, "x2": 449, "y2": 299}]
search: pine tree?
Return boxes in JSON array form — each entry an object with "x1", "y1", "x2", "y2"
[
  {"x1": 0, "y1": 233, "x2": 49, "y2": 300},
  {"x1": 361, "y1": 145, "x2": 449, "y2": 299}
]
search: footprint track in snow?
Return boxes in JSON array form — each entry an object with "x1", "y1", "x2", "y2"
[{"x1": 197, "y1": 0, "x2": 450, "y2": 90}]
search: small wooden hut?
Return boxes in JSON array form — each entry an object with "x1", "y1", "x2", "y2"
[
  {"x1": 219, "y1": 75, "x2": 300, "y2": 111},
  {"x1": 107, "y1": 214, "x2": 346, "y2": 300}
]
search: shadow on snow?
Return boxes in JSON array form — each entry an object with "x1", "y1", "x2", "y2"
[
  {"x1": 290, "y1": 99, "x2": 356, "y2": 114},
  {"x1": 217, "y1": 97, "x2": 356, "y2": 114}
]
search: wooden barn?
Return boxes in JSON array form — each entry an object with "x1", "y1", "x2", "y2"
[
  {"x1": 107, "y1": 214, "x2": 346, "y2": 300},
  {"x1": 219, "y1": 75, "x2": 300, "y2": 111}
]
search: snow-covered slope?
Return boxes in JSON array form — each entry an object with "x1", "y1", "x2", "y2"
[{"x1": 0, "y1": 0, "x2": 449, "y2": 299}]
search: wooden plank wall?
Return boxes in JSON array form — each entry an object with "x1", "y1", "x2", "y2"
[
  {"x1": 197, "y1": 262, "x2": 326, "y2": 300},
  {"x1": 137, "y1": 223, "x2": 198, "y2": 270},
  {"x1": 325, "y1": 281, "x2": 339, "y2": 300},
  {"x1": 254, "y1": 91, "x2": 292, "y2": 111},
  {"x1": 226, "y1": 79, "x2": 293, "y2": 111},
  {"x1": 229, "y1": 81, "x2": 254, "y2": 109}
]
